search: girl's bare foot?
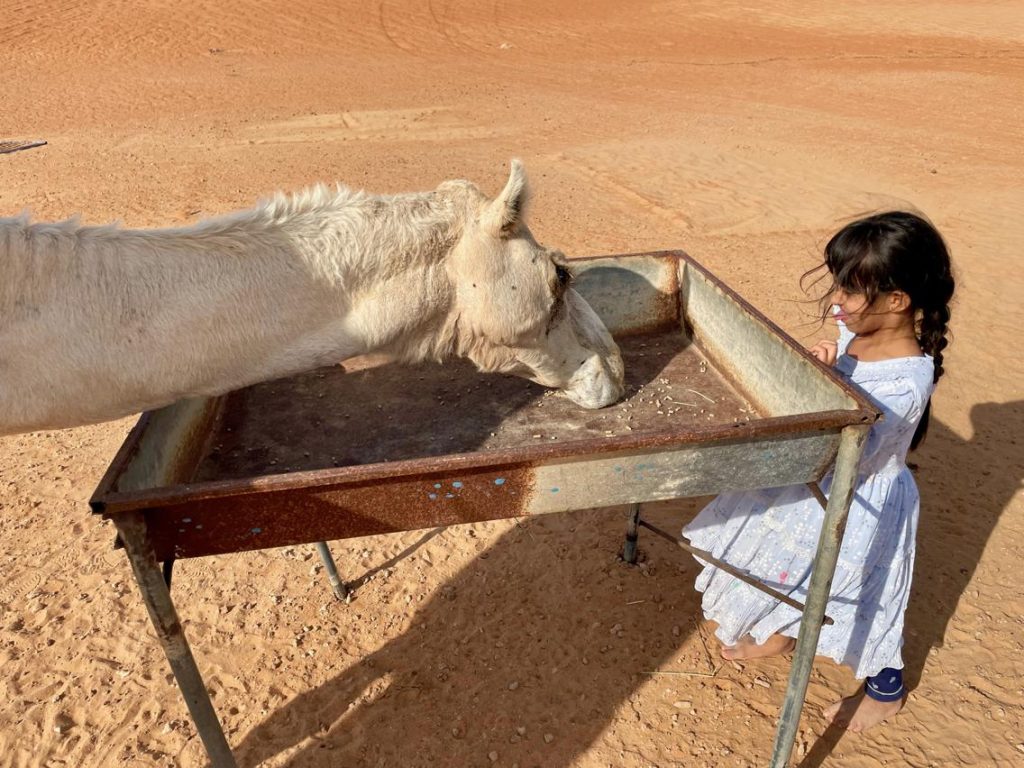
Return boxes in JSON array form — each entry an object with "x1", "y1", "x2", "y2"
[
  {"x1": 720, "y1": 633, "x2": 796, "y2": 660},
  {"x1": 823, "y1": 691, "x2": 903, "y2": 732}
]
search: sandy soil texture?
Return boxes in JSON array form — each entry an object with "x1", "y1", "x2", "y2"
[{"x1": 1, "y1": 2, "x2": 1021, "y2": 766}]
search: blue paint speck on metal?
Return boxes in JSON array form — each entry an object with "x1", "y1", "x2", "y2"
[
  {"x1": 251, "y1": 527, "x2": 262, "y2": 534},
  {"x1": 550, "y1": 487, "x2": 560, "y2": 493},
  {"x1": 434, "y1": 483, "x2": 442, "y2": 489},
  {"x1": 428, "y1": 493, "x2": 438, "y2": 500},
  {"x1": 494, "y1": 478, "x2": 506, "y2": 485},
  {"x1": 452, "y1": 481, "x2": 463, "y2": 489},
  {"x1": 445, "y1": 493, "x2": 455, "y2": 499}
]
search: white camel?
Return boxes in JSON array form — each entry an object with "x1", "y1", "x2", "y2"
[{"x1": 0, "y1": 161, "x2": 625, "y2": 436}]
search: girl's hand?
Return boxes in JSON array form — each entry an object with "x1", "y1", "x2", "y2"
[{"x1": 809, "y1": 340, "x2": 838, "y2": 366}]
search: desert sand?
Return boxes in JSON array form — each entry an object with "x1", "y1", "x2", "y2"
[{"x1": 1, "y1": 2, "x2": 1021, "y2": 766}]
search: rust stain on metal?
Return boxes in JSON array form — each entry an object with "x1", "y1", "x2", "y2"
[{"x1": 139, "y1": 464, "x2": 536, "y2": 561}]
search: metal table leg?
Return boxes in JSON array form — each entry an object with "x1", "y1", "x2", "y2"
[
  {"x1": 116, "y1": 513, "x2": 238, "y2": 768},
  {"x1": 622, "y1": 503, "x2": 642, "y2": 564},
  {"x1": 315, "y1": 540, "x2": 349, "y2": 600},
  {"x1": 769, "y1": 425, "x2": 869, "y2": 767}
]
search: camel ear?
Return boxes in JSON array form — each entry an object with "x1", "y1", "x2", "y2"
[{"x1": 482, "y1": 159, "x2": 529, "y2": 237}]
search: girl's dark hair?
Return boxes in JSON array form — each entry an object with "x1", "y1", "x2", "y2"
[{"x1": 802, "y1": 211, "x2": 955, "y2": 449}]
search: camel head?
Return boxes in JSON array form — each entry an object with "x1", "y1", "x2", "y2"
[{"x1": 442, "y1": 161, "x2": 625, "y2": 409}]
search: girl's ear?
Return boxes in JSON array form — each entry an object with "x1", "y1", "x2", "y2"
[{"x1": 889, "y1": 290, "x2": 912, "y2": 313}]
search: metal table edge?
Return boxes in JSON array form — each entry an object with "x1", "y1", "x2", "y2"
[{"x1": 91, "y1": 407, "x2": 875, "y2": 516}]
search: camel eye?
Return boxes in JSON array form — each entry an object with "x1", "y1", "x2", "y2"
[
  {"x1": 554, "y1": 263, "x2": 573, "y2": 286},
  {"x1": 548, "y1": 263, "x2": 574, "y2": 328}
]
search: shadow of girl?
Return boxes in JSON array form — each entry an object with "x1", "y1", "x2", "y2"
[
  {"x1": 903, "y1": 401, "x2": 1024, "y2": 684},
  {"x1": 235, "y1": 502, "x2": 708, "y2": 767},
  {"x1": 798, "y1": 401, "x2": 1023, "y2": 767}
]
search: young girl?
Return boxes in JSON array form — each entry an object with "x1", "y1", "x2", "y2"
[{"x1": 683, "y1": 211, "x2": 955, "y2": 732}]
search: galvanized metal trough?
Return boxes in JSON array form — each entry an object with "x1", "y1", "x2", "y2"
[{"x1": 90, "y1": 250, "x2": 878, "y2": 767}]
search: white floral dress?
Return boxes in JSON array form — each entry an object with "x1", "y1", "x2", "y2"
[{"x1": 682, "y1": 323, "x2": 935, "y2": 678}]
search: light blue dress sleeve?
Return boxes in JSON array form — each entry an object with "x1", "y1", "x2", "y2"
[{"x1": 857, "y1": 376, "x2": 926, "y2": 467}]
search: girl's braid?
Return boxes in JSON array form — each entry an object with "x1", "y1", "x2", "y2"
[{"x1": 919, "y1": 304, "x2": 950, "y2": 385}]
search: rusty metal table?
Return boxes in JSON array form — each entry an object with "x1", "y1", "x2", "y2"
[{"x1": 90, "y1": 251, "x2": 878, "y2": 767}]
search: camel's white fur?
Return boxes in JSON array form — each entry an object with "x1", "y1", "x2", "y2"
[{"x1": 0, "y1": 162, "x2": 624, "y2": 436}]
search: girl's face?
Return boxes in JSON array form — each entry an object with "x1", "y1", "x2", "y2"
[
  {"x1": 831, "y1": 286, "x2": 885, "y2": 334},
  {"x1": 830, "y1": 283, "x2": 914, "y2": 336}
]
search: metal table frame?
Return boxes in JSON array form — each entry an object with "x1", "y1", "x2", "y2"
[{"x1": 90, "y1": 251, "x2": 878, "y2": 767}]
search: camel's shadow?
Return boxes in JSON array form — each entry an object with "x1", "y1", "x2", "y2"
[{"x1": 235, "y1": 500, "x2": 709, "y2": 767}]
